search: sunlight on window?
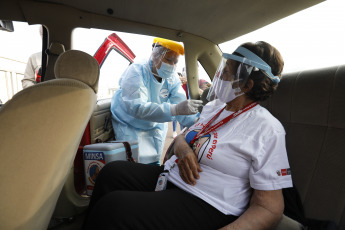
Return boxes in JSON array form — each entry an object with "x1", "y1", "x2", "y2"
[
  {"x1": 219, "y1": 0, "x2": 345, "y2": 73},
  {"x1": 0, "y1": 22, "x2": 40, "y2": 103}
]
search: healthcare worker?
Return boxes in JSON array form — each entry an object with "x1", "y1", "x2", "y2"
[{"x1": 111, "y1": 37, "x2": 202, "y2": 165}]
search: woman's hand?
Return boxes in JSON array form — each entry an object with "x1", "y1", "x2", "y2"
[
  {"x1": 173, "y1": 133, "x2": 202, "y2": 185},
  {"x1": 177, "y1": 151, "x2": 202, "y2": 185}
]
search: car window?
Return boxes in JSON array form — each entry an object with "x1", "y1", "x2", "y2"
[
  {"x1": 98, "y1": 50, "x2": 131, "y2": 99},
  {"x1": 197, "y1": 61, "x2": 212, "y2": 97},
  {"x1": 72, "y1": 28, "x2": 157, "y2": 100},
  {"x1": 219, "y1": 0, "x2": 345, "y2": 73},
  {"x1": 0, "y1": 22, "x2": 42, "y2": 103},
  {"x1": 198, "y1": 61, "x2": 211, "y2": 84}
]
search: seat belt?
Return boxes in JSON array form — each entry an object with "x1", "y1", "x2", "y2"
[
  {"x1": 40, "y1": 26, "x2": 48, "y2": 82},
  {"x1": 44, "y1": 42, "x2": 65, "y2": 81}
]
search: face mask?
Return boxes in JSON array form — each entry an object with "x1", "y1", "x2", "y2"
[
  {"x1": 215, "y1": 79, "x2": 244, "y2": 103},
  {"x1": 156, "y1": 62, "x2": 176, "y2": 79}
]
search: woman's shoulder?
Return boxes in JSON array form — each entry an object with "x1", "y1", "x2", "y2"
[
  {"x1": 201, "y1": 99, "x2": 225, "y2": 116},
  {"x1": 251, "y1": 105, "x2": 285, "y2": 134}
]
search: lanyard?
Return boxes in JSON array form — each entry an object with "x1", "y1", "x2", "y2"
[{"x1": 190, "y1": 101, "x2": 258, "y2": 145}]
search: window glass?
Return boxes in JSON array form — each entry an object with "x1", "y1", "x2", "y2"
[
  {"x1": 73, "y1": 28, "x2": 158, "y2": 100},
  {"x1": 0, "y1": 22, "x2": 41, "y2": 103},
  {"x1": 174, "y1": 60, "x2": 211, "y2": 99},
  {"x1": 197, "y1": 62, "x2": 211, "y2": 84},
  {"x1": 219, "y1": 0, "x2": 345, "y2": 73},
  {"x1": 98, "y1": 50, "x2": 131, "y2": 100},
  {"x1": 197, "y1": 61, "x2": 212, "y2": 97}
]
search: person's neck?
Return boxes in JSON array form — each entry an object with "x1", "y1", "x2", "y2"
[
  {"x1": 225, "y1": 96, "x2": 255, "y2": 112},
  {"x1": 154, "y1": 75, "x2": 162, "y2": 82},
  {"x1": 151, "y1": 67, "x2": 162, "y2": 82},
  {"x1": 152, "y1": 69, "x2": 162, "y2": 82}
]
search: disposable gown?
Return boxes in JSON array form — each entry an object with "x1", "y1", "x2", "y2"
[{"x1": 111, "y1": 58, "x2": 198, "y2": 164}]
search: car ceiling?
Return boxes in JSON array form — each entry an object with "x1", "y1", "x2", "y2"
[{"x1": 3, "y1": 0, "x2": 324, "y2": 45}]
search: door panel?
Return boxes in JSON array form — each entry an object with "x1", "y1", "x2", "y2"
[{"x1": 89, "y1": 99, "x2": 114, "y2": 143}]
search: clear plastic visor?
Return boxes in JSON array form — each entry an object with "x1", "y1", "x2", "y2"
[{"x1": 207, "y1": 55, "x2": 254, "y2": 102}]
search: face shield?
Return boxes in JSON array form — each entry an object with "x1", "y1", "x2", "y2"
[
  {"x1": 148, "y1": 37, "x2": 184, "y2": 80},
  {"x1": 207, "y1": 46, "x2": 280, "y2": 103},
  {"x1": 149, "y1": 45, "x2": 179, "y2": 79}
]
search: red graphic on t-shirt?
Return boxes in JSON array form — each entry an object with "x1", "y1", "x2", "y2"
[
  {"x1": 277, "y1": 168, "x2": 291, "y2": 176},
  {"x1": 207, "y1": 137, "x2": 217, "y2": 160},
  {"x1": 281, "y1": 169, "x2": 287, "y2": 176}
]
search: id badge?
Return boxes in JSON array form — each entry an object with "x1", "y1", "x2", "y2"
[{"x1": 155, "y1": 171, "x2": 169, "y2": 191}]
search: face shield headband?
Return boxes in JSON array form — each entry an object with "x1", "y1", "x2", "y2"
[
  {"x1": 227, "y1": 46, "x2": 280, "y2": 84},
  {"x1": 206, "y1": 47, "x2": 280, "y2": 103}
]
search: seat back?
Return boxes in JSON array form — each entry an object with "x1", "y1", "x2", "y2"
[
  {"x1": 261, "y1": 64, "x2": 345, "y2": 229},
  {"x1": 0, "y1": 50, "x2": 99, "y2": 230},
  {"x1": 52, "y1": 98, "x2": 115, "y2": 219}
]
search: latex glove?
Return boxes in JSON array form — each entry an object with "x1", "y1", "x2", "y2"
[{"x1": 170, "y1": 99, "x2": 203, "y2": 116}]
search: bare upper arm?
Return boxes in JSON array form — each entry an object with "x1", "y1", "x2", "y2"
[{"x1": 250, "y1": 189, "x2": 284, "y2": 216}]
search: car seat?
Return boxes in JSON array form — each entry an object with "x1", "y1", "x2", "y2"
[{"x1": 0, "y1": 50, "x2": 99, "y2": 230}]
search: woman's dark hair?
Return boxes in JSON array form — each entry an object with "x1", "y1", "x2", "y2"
[{"x1": 240, "y1": 41, "x2": 284, "y2": 101}]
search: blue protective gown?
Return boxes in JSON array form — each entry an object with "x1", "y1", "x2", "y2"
[{"x1": 111, "y1": 58, "x2": 198, "y2": 164}]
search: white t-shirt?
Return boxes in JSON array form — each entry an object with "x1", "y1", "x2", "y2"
[{"x1": 165, "y1": 99, "x2": 292, "y2": 216}]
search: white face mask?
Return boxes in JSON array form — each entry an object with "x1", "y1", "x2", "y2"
[
  {"x1": 156, "y1": 62, "x2": 176, "y2": 79},
  {"x1": 214, "y1": 79, "x2": 244, "y2": 103}
]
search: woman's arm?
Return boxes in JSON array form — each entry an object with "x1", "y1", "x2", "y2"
[
  {"x1": 219, "y1": 189, "x2": 284, "y2": 230},
  {"x1": 173, "y1": 133, "x2": 202, "y2": 185}
]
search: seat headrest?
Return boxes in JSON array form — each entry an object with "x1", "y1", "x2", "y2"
[
  {"x1": 54, "y1": 50, "x2": 100, "y2": 93},
  {"x1": 48, "y1": 42, "x2": 65, "y2": 56}
]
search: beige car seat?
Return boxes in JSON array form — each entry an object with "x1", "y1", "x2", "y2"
[{"x1": 0, "y1": 50, "x2": 99, "y2": 230}]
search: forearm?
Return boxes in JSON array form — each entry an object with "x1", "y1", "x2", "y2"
[
  {"x1": 173, "y1": 133, "x2": 193, "y2": 159},
  {"x1": 220, "y1": 190, "x2": 284, "y2": 230},
  {"x1": 22, "y1": 63, "x2": 36, "y2": 89},
  {"x1": 124, "y1": 100, "x2": 173, "y2": 122},
  {"x1": 176, "y1": 113, "x2": 198, "y2": 127},
  {"x1": 21, "y1": 78, "x2": 36, "y2": 89},
  {"x1": 221, "y1": 204, "x2": 283, "y2": 230}
]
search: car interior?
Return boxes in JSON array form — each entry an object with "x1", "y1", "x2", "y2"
[{"x1": 0, "y1": 0, "x2": 344, "y2": 229}]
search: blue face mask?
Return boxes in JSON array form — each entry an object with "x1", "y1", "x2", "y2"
[{"x1": 156, "y1": 62, "x2": 176, "y2": 79}]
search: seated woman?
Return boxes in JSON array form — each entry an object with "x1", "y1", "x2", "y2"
[{"x1": 83, "y1": 41, "x2": 292, "y2": 230}]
